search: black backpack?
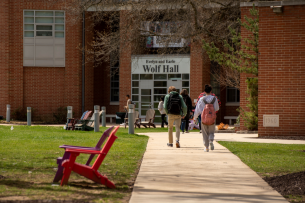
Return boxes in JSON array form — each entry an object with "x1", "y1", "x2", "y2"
[{"x1": 167, "y1": 93, "x2": 182, "y2": 115}]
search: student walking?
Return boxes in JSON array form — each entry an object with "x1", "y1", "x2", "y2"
[
  {"x1": 193, "y1": 84, "x2": 219, "y2": 152},
  {"x1": 180, "y1": 89, "x2": 192, "y2": 134},
  {"x1": 158, "y1": 96, "x2": 168, "y2": 128},
  {"x1": 164, "y1": 86, "x2": 187, "y2": 148}
]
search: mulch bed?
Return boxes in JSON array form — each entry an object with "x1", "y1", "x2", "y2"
[
  {"x1": 264, "y1": 171, "x2": 305, "y2": 200},
  {"x1": 258, "y1": 136, "x2": 305, "y2": 140}
]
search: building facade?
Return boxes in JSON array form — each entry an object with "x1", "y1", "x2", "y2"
[{"x1": 1, "y1": 0, "x2": 304, "y2": 136}]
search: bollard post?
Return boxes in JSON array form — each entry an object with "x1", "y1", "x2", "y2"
[
  {"x1": 94, "y1": 105, "x2": 100, "y2": 132},
  {"x1": 6, "y1": 104, "x2": 10, "y2": 123},
  {"x1": 67, "y1": 106, "x2": 73, "y2": 119},
  {"x1": 27, "y1": 107, "x2": 31, "y2": 126},
  {"x1": 128, "y1": 104, "x2": 135, "y2": 134},
  {"x1": 101, "y1": 106, "x2": 106, "y2": 127}
]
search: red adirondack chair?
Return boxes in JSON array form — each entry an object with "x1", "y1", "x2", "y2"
[
  {"x1": 60, "y1": 126, "x2": 119, "y2": 188},
  {"x1": 53, "y1": 126, "x2": 114, "y2": 183}
]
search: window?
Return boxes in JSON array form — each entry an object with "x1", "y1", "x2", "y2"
[
  {"x1": 111, "y1": 67, "x2": 119, "y2": 102},
  {"x1": 142, "y1": 21, "x2": 189, "y2": 48},
  {"x1": 23, "y1": 10, "x2": 65, "y2": 67},
  {"x1": 226, "y1": 87, "x2": 240, "y2": 103}
]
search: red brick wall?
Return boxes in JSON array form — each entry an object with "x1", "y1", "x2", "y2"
[
  {"x1": 239, "y1": 7, "x2": 257, "y2": 131},
  {"x1": 257, "y1": 5, "x2": 305, "y2": 136},
  {"x1": 0, "y1": 0, "x2": 10, "y2": 118},
  {"x1": 190, "y1": 40, "x2": 210, "y2": 100},
  {"x1": 84, "y1": 12, "x2": 94, "y2": 112},
  {"x1": 0, "y1": 0, "x2": 83, "y2": 120},
  {"x1": 119, "y1": 10, "x2": 132, "y2": 112},
  {"x1": 23, "y1": 67, "x2": 65, "y2": 119}
]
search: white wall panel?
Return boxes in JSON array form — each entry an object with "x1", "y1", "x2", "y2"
[{"x1": 35, "y1": 46, "x2": 54, "y2": 59}]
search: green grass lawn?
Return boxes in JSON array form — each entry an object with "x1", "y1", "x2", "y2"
[
  {"x1": 0, "y1": 125, "x2": 150, "y2": 202},
  {"x1": 218, "y1": 141, "x2": 305, "y2": 177}
]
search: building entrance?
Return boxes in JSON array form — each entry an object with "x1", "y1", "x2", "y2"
[{"x1": 131, "y1": 55, "x2": 190, "y2": 123}]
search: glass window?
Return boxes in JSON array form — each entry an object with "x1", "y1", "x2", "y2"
[
  {"x1": 35, "y1": 17, "x2": 53, "y2": 23},
  {"x1": 35, "y1": 11, "x2": 53, "y2": 16},
  {"x1": 154, "y1": 88, "x2": 167, "y2": 94},
  {"x1": 24, "y1": 17, "x2": 34, "y2": 23},
  {"x1": 154, "y1": 95, "x2": 163, "y2": 102},
  {"x1": 132, "y1": 95, "x2": 139, "y2": 101},
  {"x1": 141, "y1": 89, "x2": 151, "y2": 95},
  {"x1": 55, "y1": 32, "x2": 64, "y2": 38},
  {"x1": 182, "y1": 81, "x2": 189, "y2": 87},
  {"x1": 24, "y1": 31, "x2": 34, "y2": 37},
  {"x1": 55, "y1": 25, "x2": 64, "y2": 30},
  {"x1": 154, "y1": 74, "x2": 167, "y2": 80},
  {"x1": 141, "y1": 97, "x2": 151, "y2": 103},
  {"x1": 132, "y1": 81, "x2": 139, "y2": 87},
  {"x1": 55, "y1": 11, "x2": 64, "y2": 16},
  {"x1": 140, "y1": 74, "x2": 153, "y2": 80},
  {"x1": 111, "y1": 89, "x2": 119, "y2": 102},
  {"x1": 24, "y1": 11, "x2": 34, "y2": 16},
  {"x1": 111, "y1": 82, "x2": 119, "y2": 88},
  {"x1": 168, "y1": 74, "x2": 181, "y2": 79},
  {"x1": 36, "y1": 31, "x2": 52, "y2": 36},
  {"x1": 227, "y1": 87, "x2": 240, "y2": 103},
  {"x1": 55, "y1": 17, "x2": 64, "y2": 23},
  {"x1": 111, "y1": 67, "x2": 119, "y2": 102},
  {"x1": 154, "y1": 117, "x2": 162, "y2": 123},
  {"x1": 23, "y1": 10, "x2": 65, "y2": 67},
  {"x1": 153, "y1": 103, "x2": 159, "y2": 108},
  {"x1": 182, "y1": 74, "x2": 189, "y2": 80},
  {"x1": 37, "y1": 25, "x2": 52, "y2": 30},
  {"x1": 132, "y1": 74, "x2": 139, "y2": 80},
  {"x1": 24, "y1": 24, "x2": 34, "y2": 30},
  {"x1": 132, "y1": 88, "x2": 139, "y2": 94},
  {"x1": 154, "y1": 81, "x2": 167, "y2": 87}
]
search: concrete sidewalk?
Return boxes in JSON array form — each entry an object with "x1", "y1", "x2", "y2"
[{"x1": 129, "y1": 132, "x2": 288, "y2": 203}]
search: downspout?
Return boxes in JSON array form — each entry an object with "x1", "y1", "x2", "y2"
[{"x1": 82, "y1": 11, "x2": 85, "y2": 113}]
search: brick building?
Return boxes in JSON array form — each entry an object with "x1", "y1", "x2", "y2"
[
  {"x1": 1, "y1": 0, "x2": 303, "y2": 136},
  {"x1": 240, "y1": 1, "x2": 305, "y2": 136}
]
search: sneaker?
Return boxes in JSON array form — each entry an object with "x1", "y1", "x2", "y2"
[
  {"x1": 167, "y1": 143, "x2": 173, "y2": 147},
  {"x1": 204, "y1": 148, "x2": 209, "y2": 152},
  {"x1": 199, "y1": 130, "x2": 202, "y2": 133},
  {"x1": 120, "y1": 123, "x2": 125, "y2": 126},
  {"x1": 185, "y1": 131, "x2": 189, "y2": 133},
  {"x1": 210, "y1": 142, "x2": 214, "y2": 150},
  {"x1": 176, "y1": 141, "x2": 180, "y2": 148},
  {"x1": 182, "y1": 131, "x2": 184, "y2": 134}
]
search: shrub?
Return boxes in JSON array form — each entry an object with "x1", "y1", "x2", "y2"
[{"x1": 53, "y1": 106, "x2": 68, "y2": 124}]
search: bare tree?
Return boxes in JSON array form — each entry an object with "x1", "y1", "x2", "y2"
[{"x1": 62, "y1": 0, "x2": 244, "y2": 70}]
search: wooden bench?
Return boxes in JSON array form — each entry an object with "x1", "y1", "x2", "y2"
[{"x1": 224, "y1": 116, "x2": 238, "y2": 125}]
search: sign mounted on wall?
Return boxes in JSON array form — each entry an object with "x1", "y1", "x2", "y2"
[{"x1": 131, "y1": 55, "x2": 190, "y2": 74}]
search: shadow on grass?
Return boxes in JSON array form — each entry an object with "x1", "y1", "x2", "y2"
[{"x1": 0, "y1": 179, "x2": 128, "y2": 199}]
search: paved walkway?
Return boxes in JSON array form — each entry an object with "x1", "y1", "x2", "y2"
[{"x1": 129, "y1": 132, "x2": 291, "y2": 203}]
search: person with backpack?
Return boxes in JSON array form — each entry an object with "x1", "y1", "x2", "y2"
[
  {"x1": 164, "y1": 86, "x2": 187, "y2": 148},
  {"x1": 158, "y1": 96, "x2": 168, "y2": 128},
  {"x1": 193, "y1": 84, "x2": 219, "y2": 152},
  {"x1": 180, "y1": 89, "x2": 192, "y2": 134}
]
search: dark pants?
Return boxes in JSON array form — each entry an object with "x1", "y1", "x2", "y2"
[
  {"x1": 161, "y1": 114, "x2": 168, "y2": 127},
  {"x1": 198, "y1": 114, "x2": 201, "y2": 130},
  {"x1": 181, "y1": 113, "x2": 190, "y2": 132}
]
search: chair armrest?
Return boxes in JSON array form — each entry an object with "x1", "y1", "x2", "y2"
[
  {"x1": 59, "y1": 145, "x2": 101, "y2": 151},
  {"x1": 66, "y1": 148, "x2": 101, "y2": 154}
]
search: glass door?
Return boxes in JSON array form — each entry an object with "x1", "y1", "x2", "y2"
[{"x1": 139, "y1": 80, "x2": 153, "y2": 118}]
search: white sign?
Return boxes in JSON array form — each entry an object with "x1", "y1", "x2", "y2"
[
  {"x1": 263, "y1": 115, "x2": 279, "y2": 127},
  {"x1": 131, "y1": 55, "x2": 190, "y2": 74}
]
